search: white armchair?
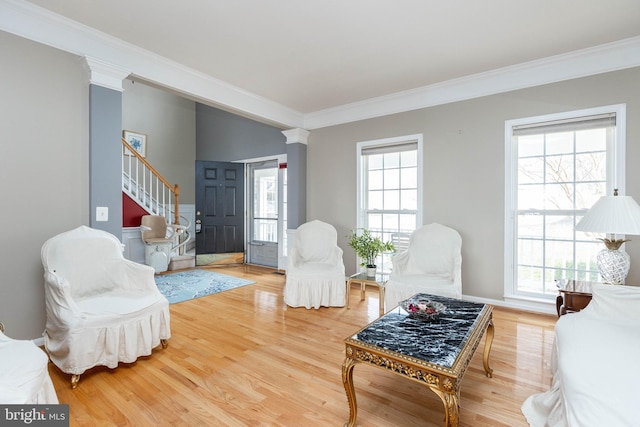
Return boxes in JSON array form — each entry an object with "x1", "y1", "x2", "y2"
[
  {"x1": 384, "y1": 223, "x2": 462, "y2": 311},
  {"x1": 284, "y1": 220, "x2": 346, "y2": 309},
  {"x1": 41, "y1": 226, "x2": 171, "y2": 388}
]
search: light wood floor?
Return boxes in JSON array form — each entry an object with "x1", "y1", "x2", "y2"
[{"x1": 48, "y1": 265, "x2": 557, "y2": 426}]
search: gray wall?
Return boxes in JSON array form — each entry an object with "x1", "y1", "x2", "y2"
[
  {"x1": 0, "y1": 31, "x2": 287, "y2": 340},
  {"x1": 3, "y1": 24, "x2": 639, "y2": 338},
  {"x1": 309, "y1": 67, "x2": 640, "y2": 300},
  {"x1": 196, "y1": 104, "x2": 286, "y2": 161},
  {"x1": 122, "y1": 80, "x2": 196, "y2": 203},
  {"x1": 0, "y1": 31, "x2": 89, "y2": 339}
]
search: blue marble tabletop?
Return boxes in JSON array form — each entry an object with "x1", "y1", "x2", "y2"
[{"x1": 351, "y1": 294, "x2": 487, "y2": 368}]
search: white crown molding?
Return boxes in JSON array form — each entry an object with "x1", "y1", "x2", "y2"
[
  {"x1": 83, "y1": 56, "x2": 130, "y2": 91},
  {"x1": 304, "y1": 36, "x2": 640, "y2": 129},
  {"x1": 3, "y1": 0, "x2": 640, "y2": 131},
  {"x1": 0, "y1": 0, "x2": 304, "y2": 128},
  {"x1": 282, "y1": 128, "x2": 310, "y2": 145}
]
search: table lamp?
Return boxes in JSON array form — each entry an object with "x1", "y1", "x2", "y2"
[{"x1": 575, "y1": 189, "x2": 640, "y2": 284}]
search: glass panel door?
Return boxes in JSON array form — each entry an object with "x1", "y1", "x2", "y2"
[{"x1": 248, "y1": 160, "x2": 278, "y2": 267}]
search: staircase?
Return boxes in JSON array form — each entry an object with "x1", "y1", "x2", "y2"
[{"x1": 121, "y1": 138, "x2": 195, "y2": 270}]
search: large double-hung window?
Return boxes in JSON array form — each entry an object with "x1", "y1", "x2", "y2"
[
  {"x1": 504, "y1": 105, "x2": 626, "y2": 300},
  {"x1": 357, "y1": 134, "x2": 423, "y2": 273}
]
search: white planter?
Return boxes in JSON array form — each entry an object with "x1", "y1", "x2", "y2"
[{"x1": 366, "y1": 266, "x2": 377, "y2": 277}]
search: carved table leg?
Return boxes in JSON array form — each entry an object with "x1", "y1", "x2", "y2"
[
  {"x1": 483, "y1": 319, "x2": 494, "y2": 378},
  {"x1": 161, "y1": 338, "x2": 169, "y2": 349},
  {"x1": 71, "y1": 374, "x2": 80, "y2": 389},
  {"x1": 431, "y1": 388, "x2": 460, "y2": 427},
  {"x1": 342, "y1": 356, "x2": 359, "y2": 427}
]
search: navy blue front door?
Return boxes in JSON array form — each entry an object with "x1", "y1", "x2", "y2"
[{"x1": 195, "y1": 161, "x2": 244, "y2": 256}]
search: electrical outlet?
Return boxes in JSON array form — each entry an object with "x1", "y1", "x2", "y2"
[{"x1": 96, "y1": 206, "x2": 109, "y2": 222}]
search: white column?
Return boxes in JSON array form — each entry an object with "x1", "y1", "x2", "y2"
[
  {"x1": 282, "y1": 128, "x2": 309, "y2": 230},
  {"x1": 83, "y1": 56, "x2": 130, "y2": 236},
  {"x1": 83, "y1": 56, "x2": 130, "y2": 91},
  {"x1": 282, "y1": 128, "x2": 310, "y2": 145}
]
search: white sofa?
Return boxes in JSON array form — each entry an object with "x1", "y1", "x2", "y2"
[
  {"x1": 0, "y1": 329, "x2": 58, "y2": 404},
  {"x1": 521, "y1": 283, "x2": 640, "y2": 427}
]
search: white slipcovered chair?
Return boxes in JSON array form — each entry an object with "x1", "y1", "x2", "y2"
[
  {"x1": 384, "y1": 223, "x2": 462, "y2": 312},
  {"x1": 522, "y1": 283, "x2": 640, "y2": 426},
  {"x1": 0, "y1": 325, "x2": 58, "y2": 404},
  {"x1": 284, "y1": 220, "x2": 346, "y2": 309},
  {"x1": 41, "y1": 226, "x2": 171, "y2": 388}
]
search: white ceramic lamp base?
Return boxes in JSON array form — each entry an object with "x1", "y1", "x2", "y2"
[{"x1": 596, "y1": 248, "x2": 630, "y2": 284}]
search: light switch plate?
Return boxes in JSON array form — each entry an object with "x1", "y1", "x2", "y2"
[{"x1": 96, "y1": 206, "x2": 109, "y2": 222}]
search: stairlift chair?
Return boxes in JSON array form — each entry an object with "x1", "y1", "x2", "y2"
[{"x1": 140, "y1": 215, "x2": 176, "y2": 273}]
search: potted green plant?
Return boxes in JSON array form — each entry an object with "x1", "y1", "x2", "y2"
[{"x1": 347, "y1": 228, "x2": 395, "y2": 277}]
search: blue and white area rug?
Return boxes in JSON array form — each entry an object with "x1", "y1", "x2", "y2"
[{"x1": 154, "y1": 269, "x2": 255, "y2": 304}]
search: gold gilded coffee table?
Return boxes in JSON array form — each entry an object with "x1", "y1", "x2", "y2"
[{"x1": 342, "y1": 294, "x2": 494, "y2": 427}]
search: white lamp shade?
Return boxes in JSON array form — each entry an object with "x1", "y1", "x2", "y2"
[{"x1": 575, "y1": 195, "x2": 640, "y2": 235}]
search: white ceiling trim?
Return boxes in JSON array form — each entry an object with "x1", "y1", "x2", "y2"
[
  {"x1": 83, "y1": 56, "x2": 130, "y2": 92},
  {"x1": 304, "y1": 36, "x2": 640, "y2": 129},
  {"x1": 2, "y1": 0, "x2": 640, "y2": 131},
  {"x1": 282, "y1": 128, "x2": 310, "y2": 145},
  {"x1": 0, "y1": 0, "x2": 304, "y2": 128}
]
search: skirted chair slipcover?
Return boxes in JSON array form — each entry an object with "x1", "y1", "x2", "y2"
[
  {"x1": 41, "y1": 225, "x2": 171, "y2": 388},
  {"x1": 284, "y1": 220, "x2": 346, "y2": 309},
  {"x1": 384, "y1": 223, "x2": 462, "y2": 312},
  {"x1": 0, "y1": 329, "x2": 58, "y2": 404}
]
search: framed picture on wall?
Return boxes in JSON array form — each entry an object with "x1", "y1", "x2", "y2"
[{"x1": 123, "y1": 130, "x2": 147, "y2": 158}]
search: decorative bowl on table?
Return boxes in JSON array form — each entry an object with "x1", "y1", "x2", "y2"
[{"x1": 400, "y1": 297, "x2": 446, "y2": 321}]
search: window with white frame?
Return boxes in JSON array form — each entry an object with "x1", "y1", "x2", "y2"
[
  {"x1": 504, "y1": 105, "x2": 626, "y2": 300},
  {"x1": 357, "y1": 135, "x2": 423, "y2": 273}
]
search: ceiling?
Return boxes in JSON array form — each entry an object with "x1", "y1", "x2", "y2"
[{"x1": 20, "y1": 0, "x2": 640, "y2": 115}]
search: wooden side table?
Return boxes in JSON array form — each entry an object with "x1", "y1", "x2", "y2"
[
  {"x1": 346, "y1": 272, "x2": 388, "y2": 317},
  {"x1": 555, "y1": 279, "x2": 597, "y2": 316}
]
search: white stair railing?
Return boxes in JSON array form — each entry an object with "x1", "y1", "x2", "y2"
[
  {"x1": 121, "y1": 138, "x2": 180, "y2": 226},
  {"x1": 122, "y1": 138, "x2": 194, "y2": 257}
]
